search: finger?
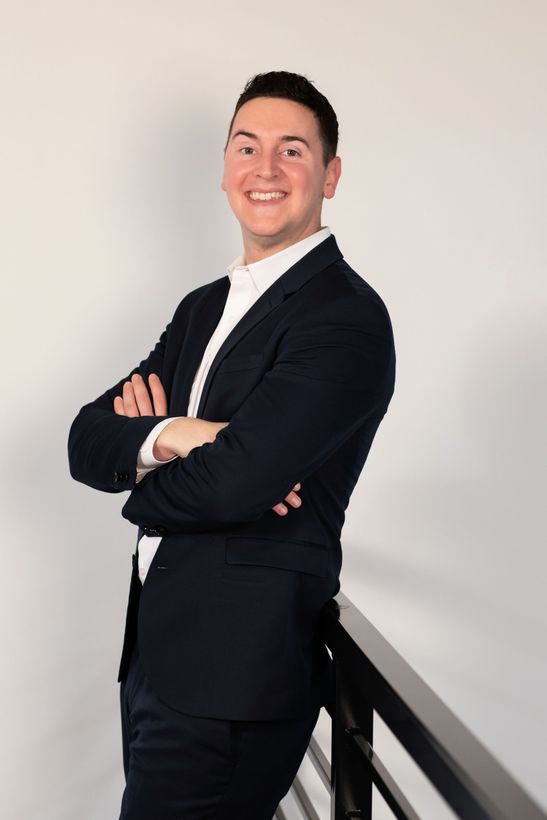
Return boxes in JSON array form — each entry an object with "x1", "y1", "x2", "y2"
[
  {"x1": 113, "y1": 396, "x2": 127, "y2": 416},
  {"x1": 122, "y1": 381, "x2": 140, "y2": 417},
  {"x1": 148, "y1": 373, "x2": 168, "y2": 416},
  {"x1": 130, "y1": 373, "x2": 154, "y2": 416},
  {"x1": 272, "y1": 503, "x2": 288, "y2": 516},
  {"x1": 284, "y1": 491, "x2": 302, "y2": 508},
  {"x1": 292, "y1": 483, "x2": 301, "y2": 491}
]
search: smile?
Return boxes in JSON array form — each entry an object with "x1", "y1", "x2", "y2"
[{"x1": 246, "y1": 191, "x2": 288, "y2": 202}]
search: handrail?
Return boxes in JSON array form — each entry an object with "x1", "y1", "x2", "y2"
[{"x1": 277, "y1": 592, "x2": 547, "y2": 820}]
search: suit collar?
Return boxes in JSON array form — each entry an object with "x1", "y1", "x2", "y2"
[{"x1": 274, "y1": 232, "x2": 343, "y2": 298}]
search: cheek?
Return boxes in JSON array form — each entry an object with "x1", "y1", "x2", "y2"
[
  {"x1": 222, "y1": 162, "x2": 243, "y2": 194},
  {"x1": 286, "y1": 166, "x2": 320, "y2": 197}
]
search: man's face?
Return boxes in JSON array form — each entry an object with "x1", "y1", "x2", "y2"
[{"x1": 221, "y1": 96, "x2": 341, "y2": 262}]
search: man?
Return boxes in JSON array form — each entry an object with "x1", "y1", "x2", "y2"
[{"x1": 68, "y1": 71, "x2": 395, "y2": 819}]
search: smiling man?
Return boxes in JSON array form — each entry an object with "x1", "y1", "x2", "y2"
[
  {"x1": 221, "y1": 94, "x2": 341, "y2": 261},
  {"x1": 68, "y1": 71, "x2": 396, "y2": 819}
]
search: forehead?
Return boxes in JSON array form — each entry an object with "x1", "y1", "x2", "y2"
[{"x1": 230, "y1": 96, "x2": 320, "y2": 141}]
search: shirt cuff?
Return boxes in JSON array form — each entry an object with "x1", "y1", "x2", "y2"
[
  {"x1": 137, "y1": 417, "x2": 184, "y2": 469},
  {"x1": 135, "y1": 465, "x2": 157, "y2": 485}
]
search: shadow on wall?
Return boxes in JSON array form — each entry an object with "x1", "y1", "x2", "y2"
[{"x1": 345, "y1": 295, "x2": 546, "y2": 645}]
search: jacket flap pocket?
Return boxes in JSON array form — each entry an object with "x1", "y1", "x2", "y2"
[{"x1": 226, "y1": 536, "x2": 328, "y2": 577}]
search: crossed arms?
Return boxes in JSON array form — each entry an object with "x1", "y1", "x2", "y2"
[
  {"x1": 68, "y1": 290, "x2": 394, "y2": 535},
  {"x1": 114, "y1": 371, "x2": 303, "y2": 518}
]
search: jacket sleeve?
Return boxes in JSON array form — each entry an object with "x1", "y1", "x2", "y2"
[
  {"x1": 67, "y1": 317, "x2": 178, "y2": 494},
  {"x1": 120, "y1": 296, "x2": 396, "y2": 533}
]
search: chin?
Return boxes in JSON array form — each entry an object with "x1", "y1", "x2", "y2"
[{"x1": 243, "y1": 222, "x2": 289, "y2": 239}]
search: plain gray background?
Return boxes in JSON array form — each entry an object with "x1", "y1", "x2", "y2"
[{"x1": 1, "y1": 1, "x2": 545, "y2": 818}]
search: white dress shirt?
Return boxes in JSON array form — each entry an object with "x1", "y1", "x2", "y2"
[{"x1": 135, "y1": 226, "x2": 331, "y2": 583}]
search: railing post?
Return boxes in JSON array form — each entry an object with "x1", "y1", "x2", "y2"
[{"x1": 331, "y1": 659, "x2": 374, "y2": 820}]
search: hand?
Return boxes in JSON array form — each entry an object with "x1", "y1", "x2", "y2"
[
  {"x1": 114, "y1": 373, "x2": 167, "y2": 417},
  {"x1": 272, "y1": 482, "x2": 302, "y2": 516}
]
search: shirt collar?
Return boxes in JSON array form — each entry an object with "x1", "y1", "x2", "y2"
[{"x1": 226, "y1": 227, "x2": 332, "y2": 296}]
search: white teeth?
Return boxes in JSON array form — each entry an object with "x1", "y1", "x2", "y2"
[{"x1": 248, "y1": 191, "x2": 286, "y2": 201}]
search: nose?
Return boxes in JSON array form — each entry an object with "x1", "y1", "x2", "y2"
[{"x1": 255, "y1": 149, "x2": 280, "y2": 179}]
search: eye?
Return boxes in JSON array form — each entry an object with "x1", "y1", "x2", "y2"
[
  {"x1": 239, "y1": 146, "x2": 255, "y2": 155},
  {"x1": 282, "y1": 148, "x2": 301, "y2": 157}
]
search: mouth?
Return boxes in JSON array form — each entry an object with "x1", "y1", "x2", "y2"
[{"x1": 245, "y1": 190, "x2": 288, "y2": 205}]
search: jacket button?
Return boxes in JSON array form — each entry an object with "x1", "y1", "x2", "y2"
[{"x1": 144, "y1": 526, "x2": 167, "y2": 536}]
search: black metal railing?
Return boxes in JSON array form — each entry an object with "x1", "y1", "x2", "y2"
[{"x1": 276, "y1": 592, "x2": 546, "y2": 820}]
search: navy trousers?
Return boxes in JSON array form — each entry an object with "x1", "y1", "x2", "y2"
[{"x1": 119, "y1": 640, "x2": 321, "y2": 819}]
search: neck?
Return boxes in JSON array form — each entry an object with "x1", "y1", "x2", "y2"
[{"x1": 242, "y1": 224, "x2": 323, "y2": 265}]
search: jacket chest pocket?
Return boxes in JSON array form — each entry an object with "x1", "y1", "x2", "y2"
[
  {"x1": 216, "y1": 353, "x2": 264, "y2": 374},
  {"x1": 206, "y1": 354, "x2": 266, "y2": 418}
]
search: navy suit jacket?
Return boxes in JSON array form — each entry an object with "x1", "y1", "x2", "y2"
[{"x1": 68, "y1": 234, "x2": 396, "y2": 720}]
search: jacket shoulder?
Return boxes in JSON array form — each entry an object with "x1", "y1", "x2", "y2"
[
  {"x1": 300, "y1": 257, "x2": 394, "y2": 336},
  {"x1": 168, "y1": 275, "x2": 227, "y2": 325}
]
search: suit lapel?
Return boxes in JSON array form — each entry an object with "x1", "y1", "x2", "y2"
[
  {"x1": 171, "y1": 277, "x2": 230, "y2": 416},
  {"x1": 196, "y1": 234, "x2": 343, "y2": 418}
]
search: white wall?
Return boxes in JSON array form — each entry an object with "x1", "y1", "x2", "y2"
[{"x1": 1, "y1": 1, "x2": 545, "y2": 818}]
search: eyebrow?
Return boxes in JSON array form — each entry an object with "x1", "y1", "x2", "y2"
[{"x1": 231, "y1": 130, "x2": 310, "y2": 150}]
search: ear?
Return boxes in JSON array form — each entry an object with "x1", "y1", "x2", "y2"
[
  {"x1": 323, "y1": 155, "x2": 342, "y2": 199},
  {"x1": 220, "y1": 148, "x2": 228, "y2": 192}
]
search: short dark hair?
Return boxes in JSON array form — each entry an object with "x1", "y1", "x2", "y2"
[{"x1": 224, "y1": 71, "x2": 339, "y2": 167}]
